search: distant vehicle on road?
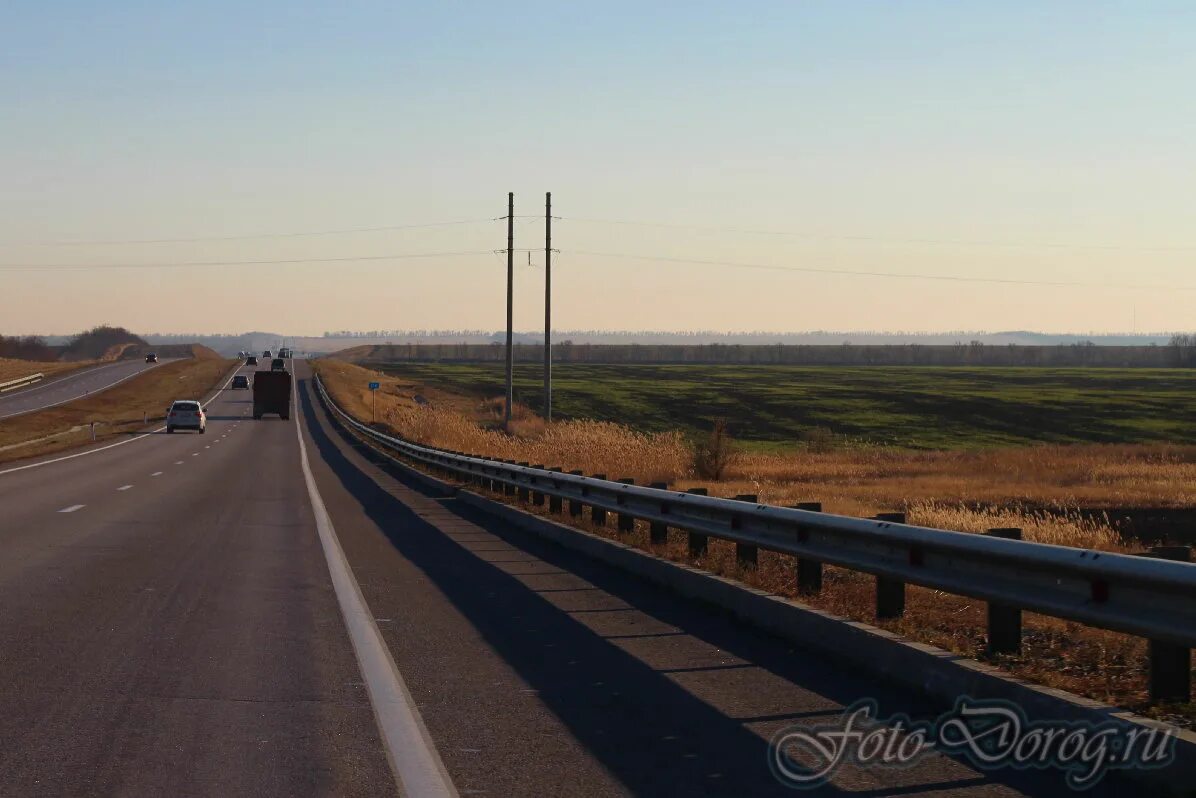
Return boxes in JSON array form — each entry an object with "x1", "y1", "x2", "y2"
[
  {"x1": 270, "y1": 358, "x2": 285, "y2": 371},
  {"x1": 231, "y1": 375, "x2": 250, "y2": 390},
  {"x1": 263, "y1": 350, "x2": 272, "y2": 358},
  {"x1": 253, "y1": 370, "x2": 291, "y2": 419},
  {"x1": 246, "y1": 356, "x2": 258, "y2": 366},
  {"x1": 166, "y1": 400, "x2": 206, "y2": 434},
  {"x1": 145, "y1": 353, "x2": 158, "y2": 363},
  {"x1": 278, "y1": 347, "x2": 292, "y2": 358}
]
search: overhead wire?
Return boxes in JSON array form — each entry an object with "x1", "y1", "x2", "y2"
[
  {"x1": 559, "y1": 216, "x2": 1196, "y2": 254},
  {"x1": 0, "y1": 251, "x2": 496, "y2": 272},
  {"x1": 23, "y1": 218, "x2": 498, "y2": 246},
  {"x1": 564, "y1": 249, "x2": 1196, "y2": 292}
]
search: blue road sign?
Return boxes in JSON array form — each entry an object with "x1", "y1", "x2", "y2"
[{"x1": 368, "y1": 381, "x2": 380, "y2": 390}]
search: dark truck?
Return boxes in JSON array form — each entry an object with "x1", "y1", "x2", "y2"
[{"x1": 252, "y1": 369, "x2": 291, "y2": 419}]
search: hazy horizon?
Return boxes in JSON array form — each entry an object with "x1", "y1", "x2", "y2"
[{"x1": 4, "y1": 2, "x2": 1195, "y2": 335}]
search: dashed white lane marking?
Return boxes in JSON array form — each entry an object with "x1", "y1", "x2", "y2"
[
  {"x1": 58, "y1": 504, "x2": 85, "y2": 513},
  {"x1": 294, "y1": 373, "x2": 457, "y2": 797},
  {"x1": 174, "y1": 460, "x2": 184, "y2": 465},
  {"x1": 116, "y1": 484, "x2": 133, "y2": 491},
  {"x1": 0, "y1": 367, "x2": 240, "y2": 478},
  {"x1": 151, "y1": 471, "x2": 163, "y2": 476},
  {"x1": 191, "y1": 453, "x2": 200, "y2": 457}
]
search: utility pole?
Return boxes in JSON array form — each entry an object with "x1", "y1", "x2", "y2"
[
  {"x1": 505, "y1": 192, "x2": 514, "y2": 432},
  {"x1": 544, "y1": 192, "x2": 552, "y2": 422}
]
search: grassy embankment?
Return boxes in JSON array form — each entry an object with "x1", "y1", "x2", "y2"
[
  {"x1": 314, "y1": 358, "x2": 1195, "y2": 722},
  {"x1": 0, "y1": 353, "x2": 235, "y2": 464},
  {"x1": 0, "y1": 358, "x2": 94, "y2": 384}
]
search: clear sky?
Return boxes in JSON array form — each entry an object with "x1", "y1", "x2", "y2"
[{"x1": 3, "y1": 1, "x2": 1194, "y2": 336}]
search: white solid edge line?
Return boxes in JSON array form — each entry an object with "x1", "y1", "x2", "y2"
[
  {"x1": 0, "y1": 365, "x2": 239, "y2": 477},
  {"x1": 293, "y1": 371, "x2": 457, "y2": 798}
]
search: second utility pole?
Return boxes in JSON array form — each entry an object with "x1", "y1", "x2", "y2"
[
  {"x1": 505, "y1": 192, "x2": 514, "y2": 432},
  {"x1": 543, "y1": 192, "x2": 552, "y2": 422}
]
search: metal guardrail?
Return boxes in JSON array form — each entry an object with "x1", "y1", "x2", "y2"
[
  {"x1": 314, "y1": 373, "x2": 1196, "y2": 701},
  {"x1": 0, "y1": 373, "x2": 44, "y2": 393}
]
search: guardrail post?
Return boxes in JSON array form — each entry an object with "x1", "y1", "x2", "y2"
[
  {"x1": 985, "y1": 528, "x2": 1023, "y2": 654},
  {"x1": 516, "y1": 463, "x2": 531, "y2": 502},
  {"x1": 590, "y1": 474, "x2": 607, "y2": 526},
  {"x1": 649, "y1": 482, "x2": 669, "y2": 544},
  {"x1": 501, "y1": 460, "x2": 516, "y2": 496},
  {"x1": 793, "y1": 502, "x2": 823, "y2": 594},
  {"x1": 1146, "y1": 545, "x2": 1192, "y2": 702},
  {"x1": 548, "y1": 468, "x2": 563, "y2": 513},
  {"x1": 874, "y1": 512, "x2": 906, "y2": 619},
  {"x1": 686, "y1": 488, "x2": 708, "y2": 557},
  {"x1": 617, "y1": 478, "x2": 635, "y2": 532},
  {"x1": 568, "y1": 470, "x2": 584, "y2": 516},
  {"x1": 531, "y1": 465, "x2": 546, "y2": 506},
  {"x1": 733, "y1": 494, "x2": 759, "y2": 569}
]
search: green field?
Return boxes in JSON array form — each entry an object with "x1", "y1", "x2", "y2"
[{"x1": 365, "y1": 361, "x2": 1196, "y2": 450}]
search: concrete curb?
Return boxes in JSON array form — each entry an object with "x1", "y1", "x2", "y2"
[{"x1": 316, "y1": 379, "x2": 1196, "y2": 796}]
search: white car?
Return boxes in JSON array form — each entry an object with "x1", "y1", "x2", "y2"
[{"x1": 166, "y1": 400, "x2": 206, "y2": 434}]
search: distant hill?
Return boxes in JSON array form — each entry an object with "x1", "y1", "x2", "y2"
[
  {"x1": 122, "y1": 343, "x2": 221, "y2": 360},
  {"x1": 59, "y1": 326, "x2": 148, "y2": 361}
]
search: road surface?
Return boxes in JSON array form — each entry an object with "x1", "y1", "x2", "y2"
[
  {"x1": 0, "y1": 360, "x2": 1133, "y2": 796},
  {"x1": 0, "y1": 358, "x2": 173, "y2": 420}
]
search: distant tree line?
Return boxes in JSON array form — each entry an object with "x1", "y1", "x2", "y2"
[
  {"x1": 358, "y1": 341, "x2": 1196, "y2": 368},
  {"x1": 0, "y1": 334, "x2": 58, "y2": 361}
]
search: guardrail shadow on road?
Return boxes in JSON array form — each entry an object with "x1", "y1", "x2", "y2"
[{"x1": 298, "y1": 379, "x2": 1092, "y2": 798}]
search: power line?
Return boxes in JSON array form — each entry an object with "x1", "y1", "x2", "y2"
[
  {"x1": 560, "y1": 216, "x2": 1196, "y2": 254},
  {"x1": 0, "y1": 250, "x2": 495, "y2": 272},
  {"x1": 565, "y1": 249, "x2": 1196, "y2": 292},
  {"x1": 25, "y1": 218, "x2": 497, "y2": 246}
]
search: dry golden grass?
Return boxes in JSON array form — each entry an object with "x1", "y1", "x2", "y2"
[
  {"x1": 722, "y1": 445, "x2": 1196, "y2": 518},
  {"x1": 0, "y1": 358, "x2": 94, "y2": 384},
  {"x1": 315, "y1": 360, "x2": 690, "y2": 485},
  {"x1": 0, "y1": 358, "x2": 236, "y2": 464}
]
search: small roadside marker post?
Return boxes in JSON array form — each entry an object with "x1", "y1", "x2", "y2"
[{"x1": 368, "y1": 382, "x2": 380, "y2": 424}]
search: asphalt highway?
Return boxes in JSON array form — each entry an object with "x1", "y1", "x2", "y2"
[
  {"x1": 0, "y1": 360, "x2": 1133, "y2": 796},
  {"x1": 0, "y1": 358, "x2": 174, "y2": 420}
]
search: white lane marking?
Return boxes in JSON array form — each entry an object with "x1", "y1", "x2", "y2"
[
  {"x1": 294, "y1": 373, "x2": 456, "y2": 797},
  {"x1": 191, "y1": 453, "x2": 200, "y2": 457},
  {"x1": 58, "y1": 504, "x2": 85, "y2": 513},
  {"x1": 174, "y1": 460, "x2": 184, "y2": 465},
  {"x1": 0, "y1": 366, "x2": 241, "y2": 478},
  {"x1": 116, "y1": 484, "x2": 133, "y2": 491},
  {"x1": 151, "y1": 471, "x2": 163, "y2": 476}
]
